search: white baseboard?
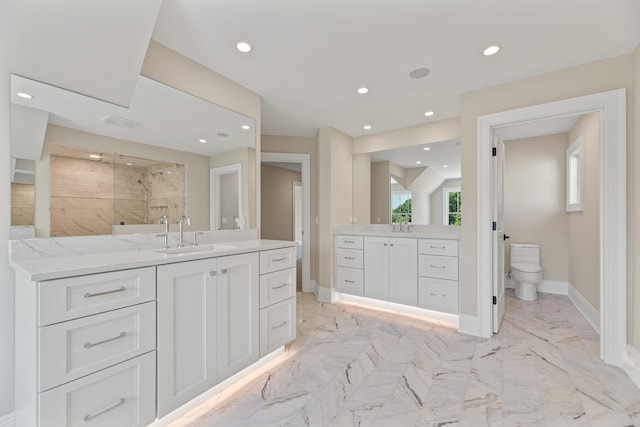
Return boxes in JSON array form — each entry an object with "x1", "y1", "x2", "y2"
[
  {"x1": 0, "y1": 412, "x2": 15, "y2": 427},
  {"x1": 458, "y1": 314, "x2": 485, "y2": 337},
  {"x1": 567, "y1": 282, "x2": 600, "y2": 335},
  {"x1": 337, "y1": 293, "x2": 459, "y2": 327},
  {"x1": 622, "y1": 345, "x2": 640, "y2": 390},
  {"x1": 314, "y1": 283, "x2": 336, "y2": 303},
  {"x1": 505, "y1": 278, "x2": 568, "y2": 295}
]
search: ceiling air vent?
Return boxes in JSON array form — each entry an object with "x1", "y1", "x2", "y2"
[{"x1": 100, "y1": 115, "x2": 140, "y2": 128}]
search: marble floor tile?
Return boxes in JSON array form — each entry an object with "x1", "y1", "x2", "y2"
[{"x1": 171, "y1": 290, "x2": 640, "y2": 426}]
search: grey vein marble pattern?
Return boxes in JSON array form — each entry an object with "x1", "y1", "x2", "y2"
[{"x1": 170, "y1": 290, "x2": 640, "y2": 426}]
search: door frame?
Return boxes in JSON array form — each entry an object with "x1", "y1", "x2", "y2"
[
  {"x1": 476, "y1": 89, "x2": 626, "y2": 367},
  {"x1": 261, "y1": 152, "x2": 312, "y2": 292}
]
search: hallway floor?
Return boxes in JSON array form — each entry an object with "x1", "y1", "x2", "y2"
[{"x1": 170, "y1": 291, "x2": 640, "y2": 426}]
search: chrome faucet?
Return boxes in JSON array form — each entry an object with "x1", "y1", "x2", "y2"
[
  {"x1": 177, "y1": 214, "x2": 191, "y2": 248},
  {"x1": 157, "y1": 215, "x2": 170, "y2": 249}
]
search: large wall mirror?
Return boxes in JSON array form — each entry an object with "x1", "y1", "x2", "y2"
[
  {"x1": 10, "y1": 74, "x2": 256, "y2": 238},
  {"x1": 366, "y1": 139, "x2": 461, "y2": 226}
]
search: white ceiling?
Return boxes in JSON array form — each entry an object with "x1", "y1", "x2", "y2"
[
  {"x1": 152, "y1": 0, "x2": 640, "y2": 137},
  {"x1": 4, "y1": 0, "x2": 640, "y2": 150}
]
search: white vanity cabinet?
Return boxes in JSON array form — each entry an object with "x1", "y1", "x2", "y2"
[
  {"x1": 418, "y1": 239, "x2": 459, "y2": 314},
  {"x1": 157, "y1": 252, "x2": 259, "y2": 417},
  {"x1": 15, "y1": 267, "x2": 157, "y2": 427},
  {"x1": 364, "y1": 237, "x2": 418, "y2": 306},
  {"x1": 335, "y1": 235, "x2": 364, "y2": 296},
  {"x1": 259, "y1": 247, "x2": 297, "y2": 356}
]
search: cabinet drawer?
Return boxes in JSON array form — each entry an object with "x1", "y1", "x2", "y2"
[
  {"x1": 418, "y1": 239, "x2": 458, "y2": 257},
  {"x1": 260, "y1": 246, "x2": 296, "y2": 274},
  {"x1": 38, "y1": 267, "x2": 156, "y2": 326},
  {"x1": 336, "y1": 267, "x2": 364, "y2": 296},
  {"x1": 335, "y1": 248, "x2": 364, "y2": 269},
  {"x1": 39, "y1": 351, "x2": 156, "y2": 427},
  {"x1": 39, "y1": 302, "x2": 156, "y2": 392},
  {"x1": 260, "y1": 267, "x2": 296, "y2": 308},
  {"x1": 260, "y1": 297, "x2": 296, "y2": 357},
  {"x1": 418, "y1": 277, "x2": 459, "y2": 314},
  {"x1": 335, "y1": 235, "x2": 363, "y2": 250},
  {"x1": 419, "y1": 255, "x2": 459, "y2": 280}
]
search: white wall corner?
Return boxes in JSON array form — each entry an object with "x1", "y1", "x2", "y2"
[
  {"x1": 622, "y1": 346, "x2": 640, "y2": 390},
  {"x1": 567, "y1": 283, "x2": 600, "y2": 335},
  {"x1": 0, "y1": 412, "x2": 15, "y2": 427},
  {"x1": 458, "y1": 314, "x2": 485, "y2": 337},
  {"x1": 314, "y1": 283, "x2": 337, "y2": 303}
]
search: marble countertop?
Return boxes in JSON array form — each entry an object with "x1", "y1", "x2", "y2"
[{"x1": 11, "y1": 238, "x2": 294, "y2": 282}]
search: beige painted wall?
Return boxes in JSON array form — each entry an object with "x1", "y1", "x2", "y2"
[
  {"x1": 261, "y1": 164, "x2": 301, "y2": 240},
  {"x1": 353, "y1": 153, "x2": 371, "y2": 224},
  {"x1": 459, "y1": 54, "x2": 633, "y2": 317},
  {"x1": 567, "y1": 113, "x2": 601, "y2": 309},
  {"x1": 371, "y1": 161, "x2": 390, "y2": 223},
  {"x1": 503, "y1": 134, "x2": 569, "y2": 283},
  {"x1": 261, "y1": 134, "x2": 319, "y2": 285}
]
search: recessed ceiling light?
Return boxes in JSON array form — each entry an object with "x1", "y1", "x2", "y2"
[
  {"x1": 357, "y1": 87, "x2": 369, "y2": 94},
  {"x1": 199, "y1": 139, "x2": 207, "y2": 144},
  {"x1": 17, "y1": 92, "x2": 33, "y2": 99},
  {"x1": 166, "y1": 171, "x2": 172, "y2": 174},
  {"x1": 409, "y1": 68, "x2": 430, "y2": 79},
  {"x1": 125, "y1": 162, "x2": 133, "y2": 166},
  {"x1": 483, "y1": 45, "x2": 500, "y2": 56},
  {"x1": 236, "y1": 41, "x2": 252, "y2": 53},
  {"x1": 423, "y1": 147, "x2": 431, "y2": 151},
  {"x1": 424, "y1": 111, "x2": 435, "y2": 117},
  {"x1": 416, "y1": 161, "x2": 422, "y2": 164},
  {"x1": 242, "y1": 125, "x2": 251, "y2": 130},
  {"x1": 89, "y1": 154, "x2": 102, "y2": 160},
  {"x1": 217, "y1": 132, "x2": 229, "y2": 137},
  {"x1": 443, "y1": 164, "x2": 449, "y2": 168},
  {"x1": 363, "y1": 125, "x2": 372, "y2": 130}
]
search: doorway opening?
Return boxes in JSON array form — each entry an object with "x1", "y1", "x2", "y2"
[
  {"x1": 476, "y1": 89, "x2": 627, "y2": 368},
  {"x1": 261, "y1": 152, "x2": 311, "y2": 292}
]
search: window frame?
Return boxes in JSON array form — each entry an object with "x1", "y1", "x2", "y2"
[
  {"x1": 566, "y1": 137, "x2": 583, "y2": 212},
  {"x1": 443, "y1": 186, "x2": 461, "y2": 226}
]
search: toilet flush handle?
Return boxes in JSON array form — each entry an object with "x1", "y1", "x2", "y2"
[{"x1": 503, "y1": 234, "x2": 510, "y2": 240}]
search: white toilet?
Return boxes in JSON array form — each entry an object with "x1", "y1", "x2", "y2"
[{"x1": 510, "y1": 243, "x2": 543, "y2": 301}]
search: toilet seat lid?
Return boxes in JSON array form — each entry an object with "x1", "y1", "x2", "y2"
[{"x1": 511, "y1": 262, "x2": 542, "y2": 274}]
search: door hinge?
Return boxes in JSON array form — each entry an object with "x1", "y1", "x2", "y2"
[
  {"x1": 492, "y1": 221, "x2": 497, "y2": 231},
  {"x1": 492, "y1": 147, "x2": 497, "y2": 157},
  {"x1": 493, "y1": 296, "x2": 497, "y2": 305}
]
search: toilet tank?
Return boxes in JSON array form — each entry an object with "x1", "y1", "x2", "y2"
[{"x1": 510, "y1": 243, "x2": 540, "y2": 265}]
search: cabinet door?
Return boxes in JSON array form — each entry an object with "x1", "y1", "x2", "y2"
[
  {"x1": 388, "y1": 238, "x2": 418, "y2": 306},
  {"x1": 217, "y1": 252, "x2": 259, "y2": 381},
  {"x1": 364, "y1": 237, "x2": 389, "y2": 301},
  {"x1": 157, "y1": 258, "x2": 218, "y2": 417}
]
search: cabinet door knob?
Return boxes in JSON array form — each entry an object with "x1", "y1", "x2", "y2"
[
  {"x1": 209, "y1": 271, "x2": 217, "y2": 277},
  {"x1": 221, "y1": 268, "x2": 228, "y2": 274}
]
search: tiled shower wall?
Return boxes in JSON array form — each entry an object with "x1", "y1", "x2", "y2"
[
  {"x1": 10, "y1": 183, "x2": 34, "y2": 226},
  {"x1": 50, "y1": 155, "x2": 184, "y2": 236}
]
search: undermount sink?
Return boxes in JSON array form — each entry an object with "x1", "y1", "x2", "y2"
[{"x1": 154, "y1": 243, "x2": 236, "y2": 255}]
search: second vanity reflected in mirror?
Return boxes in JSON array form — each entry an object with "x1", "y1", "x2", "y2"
[
  {"x1": 366, "y1": 139, "x2": 461, "y2": 226},
  {"x1": 10, "y1": 74, "x2": 256, "y2": 238}
]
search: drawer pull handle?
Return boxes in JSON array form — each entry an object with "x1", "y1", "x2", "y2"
[
  {"x1": 344, "y1": 256, "x2": 356, "y2": 260},
  {"x1": 430, "y1": 245, "x2": 446, "y2": 249},
  {"x1": 344, "y1": 280, "x2": 356, "y2": 284},
  {"x1": 84, "y1": 332, "x2": 126, "y2": 349},
  {"x1": 272, "y1": 320, "x2": 288, "y2": 330},
  {"x1": 272, "y1": 257, "x2": 286, "y2": 262},
  {"x1": 209, "y1": 271, "x2": 217, "y2": 277},
  {"x1": 344, "y1": 240, "x2": 355, "y2": 243},
  {"x1": 430, "y1": 265, "x2": 446, "y2": 269},
  {"x1": 273, "y1": 283, "x2": 288, "y2": 289},
  {"x1": 83, "y1": 398, "x2": 126, "y2": 421},
  {"x1": 430, "y1": 292, "x2": 446, "y2": 298},
  {"x1": 84, "y1": 286, "x2": 126, "y2": 298}
]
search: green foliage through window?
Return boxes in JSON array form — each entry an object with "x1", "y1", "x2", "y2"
[{"x1": 447, "y1": 190, "x2": 461, "y2": 226}]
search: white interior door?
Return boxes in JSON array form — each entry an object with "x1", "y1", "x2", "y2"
[{"x1": 492, "y1": 137, "x2": 506, "y2": 333}]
